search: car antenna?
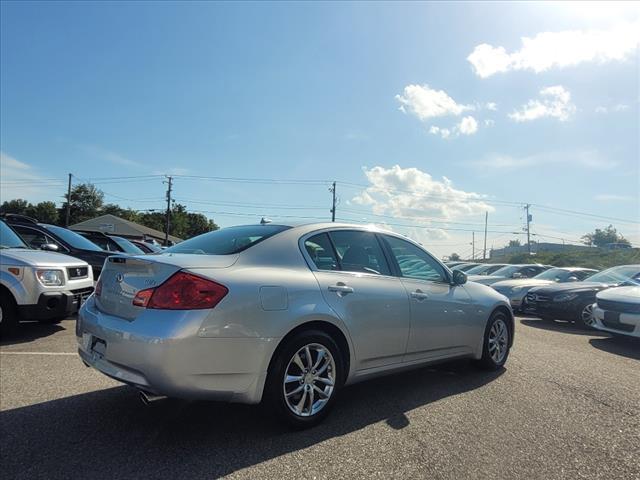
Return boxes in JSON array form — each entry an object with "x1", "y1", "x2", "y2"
[{"x1": 260, "y1": 217, "x2": 272, "y2": 225}]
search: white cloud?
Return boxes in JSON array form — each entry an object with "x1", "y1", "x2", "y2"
[
  {"x1": 485, "y1": 102, "x2": 498, "y2": 111},
  {"x1": 78, "y1": 144, "x2": 144, "y2": 168},
  {"x1": 152, "y1": 167, "x2": 191, "y2": 176},
  {"x1": 468, "y1": 21, "x2": 640, "y2": 78},
  {"x1": 352, "y1": 165, "x2": 495, "y2": 220},
  {"x1": 429, "y1": 116, "x2": 479, "y2": 139},
  {"x1": 484, "y1": 119, "x2": 495, "y2": 127},
  {"x1": 594, "y1": 193, "x2": 636, "y2": 202},
  {"x1": 429, "y1": 126, "x2": 451, "y2": 139},
  {"x1": 471, "y1": 150, "x2": 617, "y2": 171},
  {"x1": 0, "y1": 151, "x2": 63, "y2": 203},
  {"x1": 595, "y1": 103, "x2": 631, "y2": 114},
  {"x1": 509, "y1": 86, "x2": 576, "y2": 122},
  {"x1": 458, "y1": 116, "x2": 478, "y2": 135},
  {"x1": 396, "y1": 84, "x2": 472, "y2": 121}
]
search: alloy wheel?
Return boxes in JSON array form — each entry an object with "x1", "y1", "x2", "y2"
[
  {"x1": 488, "y1": 318, "x2": 509, "y2": 364},
  {"x1": 581, "y1": 304, "x2": 595, "y2": 327},
  {"x1": 283, "y1": 343, "x2": 336, "y2": 417}
]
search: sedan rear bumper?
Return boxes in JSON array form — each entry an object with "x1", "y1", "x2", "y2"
[{"x1": 77, "y1": 297, "x2": 277, "y2": 404}]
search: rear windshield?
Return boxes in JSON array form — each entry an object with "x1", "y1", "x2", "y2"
[
  {"x1": 164, "y1": 224, "x2": 291, "y2": 255},
  {"x1": 110, "y1": 236, "x2": 145, "y2": 254}
]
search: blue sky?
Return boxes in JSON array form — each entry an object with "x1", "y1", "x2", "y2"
[{"x1": 1, "y1": 1, "x2": 639, "y2": 257}]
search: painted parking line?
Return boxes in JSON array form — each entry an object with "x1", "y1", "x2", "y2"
[{"x1": 0, "y1": 352, "x2": 77, "y2": 356}]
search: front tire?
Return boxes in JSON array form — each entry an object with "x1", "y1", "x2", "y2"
[
  {"x1": 266, "y1": 330, "x2": 343, "y2": 429},
  {"x1": 0, "y1": 292, "x2": 19, "y2": 336},
  {"x1": 478, "y1": 311, "x2": 511, "y2": 370},
  {"x1": 577, "y1": 302, "x2": 596, "y2": 329}
]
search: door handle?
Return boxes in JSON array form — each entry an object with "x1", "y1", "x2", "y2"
[
  {"x1": 411, "y1": 290, "x2": 429, "y2": 301},
  {"x1": 328, "y1": 283, "x2": 354, "y2": 296}
]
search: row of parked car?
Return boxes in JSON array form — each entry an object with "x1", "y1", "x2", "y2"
[
  {"x1": 445, "y1": 261, "x2": 640, "y2": 338},
  {"x1": 0, "y1": 214, "x2": 163, "y2": 333}
]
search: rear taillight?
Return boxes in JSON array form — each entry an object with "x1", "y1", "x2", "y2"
[
  {"x1": 95, "y1": 278, "x2": 102, "y2": 298},
  {"x1": 132, "y1": 271, "x2": 228, "y2": 310}
]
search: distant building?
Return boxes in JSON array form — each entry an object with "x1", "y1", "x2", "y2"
[
  {"x1": 70, "y1": 214, "x2": 182, "y2": 245},
  {"x1": 490, "y1": 242, "x2": 593, "y2": 258}
]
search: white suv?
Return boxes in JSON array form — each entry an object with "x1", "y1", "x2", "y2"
[{"x1": 0, "y1": 220, "x2": 94, "y2": 334}]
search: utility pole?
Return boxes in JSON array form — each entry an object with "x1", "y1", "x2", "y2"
[
  {"x1": 472, "y1": 231, "x2": 475, "y2": 260},
  {"x1": 525, "y1": 204, "x2": 532, "y2": 254},
  {"x1": 330, "y1": 181, "x2": 336, "y2": 222},
  {"x1": 65, "y1": 173, "x2": 72, "y2": 227},
  {"x1": 164, "y1": 176, "x2": 173, "y2": 246},
  {"x1": 483, "y1": 211, "x2": 488, "y2": 260}
]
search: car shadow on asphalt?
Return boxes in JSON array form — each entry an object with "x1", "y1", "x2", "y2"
[
  {"x1": 519, "y1": 318, "x2": 610, "y2": 337},
  {"x1": 0, "y1": 321, "x2": 66, "y2": 346},
  {"x1": 589, "y1": 336, "x2": 640, "y2": 361},
  {"x1": 0, "y1": 360, "x2": 503, "y2": 479}
]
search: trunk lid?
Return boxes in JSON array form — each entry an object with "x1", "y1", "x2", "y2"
[{"x1": 95, "y1": 254, "x2": 237, "y2": 320}]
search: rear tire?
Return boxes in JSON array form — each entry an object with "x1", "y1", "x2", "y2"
[
  {"x1": 0, "y1": 292, "x2": 19, "y2": 336},
  {"x1": 266, "y1": 330, "x2": 343, "y2": 429},
  {"x1": 478, "y1": 311, "x2": 511, "y2": 370}
]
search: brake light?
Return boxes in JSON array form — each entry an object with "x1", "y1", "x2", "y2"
[
  {"x1": 133, "y1": 288, "x2": 153, "y2": 307},
  {"x1": 132, "y1": 272, "x2": 228, "y2": 310},
  {"x1": 95, "y1": 278, "x2": 102, "y2": 298}
]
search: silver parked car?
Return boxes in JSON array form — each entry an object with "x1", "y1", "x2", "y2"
[{"x1": 77, "y1": 223, "x2": 514, "y2": 427}]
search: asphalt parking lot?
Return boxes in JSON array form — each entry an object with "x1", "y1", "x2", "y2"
[{"x1": 1, "y1": 317, "x2": 638, "y2": 480}]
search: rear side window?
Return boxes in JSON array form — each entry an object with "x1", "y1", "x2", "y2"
[
  {"x1": 165, "y1": 224, "x2": 291, "y2": 255},
  {"x1": 328, "y1": 230, "x2": 391, "y2": 276},
  {"x1": 304, "y1": 233, "x2": 339, "y2": 271}
]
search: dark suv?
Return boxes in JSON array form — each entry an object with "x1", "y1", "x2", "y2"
[{"x1": 3, "y1": 215, "x2": 112, "y2": 279}]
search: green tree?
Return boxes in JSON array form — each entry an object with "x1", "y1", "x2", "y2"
[
  {"x1": 0, "y1": 199, "x2": 30, "y2": 216},
  {"x1": 581, "y1": 225, "x2": 630, "y2": 248},
  {"x1": 27, "y1": 201, "x2": 59, "y2": 224},
  {"x1": 185, "y1": 212, "x2": 219, "y2": 237},
  {"x1": 60, "y1": 183, "x2": 104, "y2": 225},
  {"x1": 508, "y1": 239, "x2": 521, "y2": 247},
  {"x1": 449, "y1": 253, "x2": 460, "y2": 261}
]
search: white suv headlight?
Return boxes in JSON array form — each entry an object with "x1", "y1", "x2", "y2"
[{"x1": 36, "y1": 269, "x2": 65, "y2": 286}]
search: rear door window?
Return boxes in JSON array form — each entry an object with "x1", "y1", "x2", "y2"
[{"x1": 327, "y1": 230, "x2": 391, "y2": 276}]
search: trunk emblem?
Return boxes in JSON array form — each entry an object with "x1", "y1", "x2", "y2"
[{"x1": 116, "y1": 273, "x2": 124, "y2": 283}]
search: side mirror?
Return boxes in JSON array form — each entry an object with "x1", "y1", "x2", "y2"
[
  {"x1": 40, "y1": 243, "x2": 59, "y2": 252},
  {"x1": 452, "y1": 270, "x2": 467, "y2": 285},
  {"x1": 567, "y1": 276, "x2": 579, "y2": 282},
  {"x1": 512, "y1": 272, "x2": 523, "y2": 279}
]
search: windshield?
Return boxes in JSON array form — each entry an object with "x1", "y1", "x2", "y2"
[
  {"x1": 165, "y1": 225, "x2": 291, "y2": 255},
  {"x1": 0, "y1": 221, "x2": 29, "y2": 249},
  {"x1": 43, "y1": 225, "x2": 104, "y2": 251},
  {"x1": 584, "y1": 265, "x2": 640, "y2": 284},
  {"x1": 534, "y1": 268, "x2": 570, "y2": 281},
  {"x1": 110, "y1": 236, "x2": 145, "y2": 254},
  {"x1": 466, "y1": 264, "x2": 504, "y2": 275},
  {"x1": 491, "y1": 265, "x2": 521, "y2": 277}
]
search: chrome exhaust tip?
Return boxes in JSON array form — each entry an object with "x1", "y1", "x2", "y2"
[{"x1": 139, "y1": 390, "x2": 167, "y2": 405}]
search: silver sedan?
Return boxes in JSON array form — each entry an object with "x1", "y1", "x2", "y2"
[{"x1": 77, "y1": 222, "x2": 514, "y2": 427}]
